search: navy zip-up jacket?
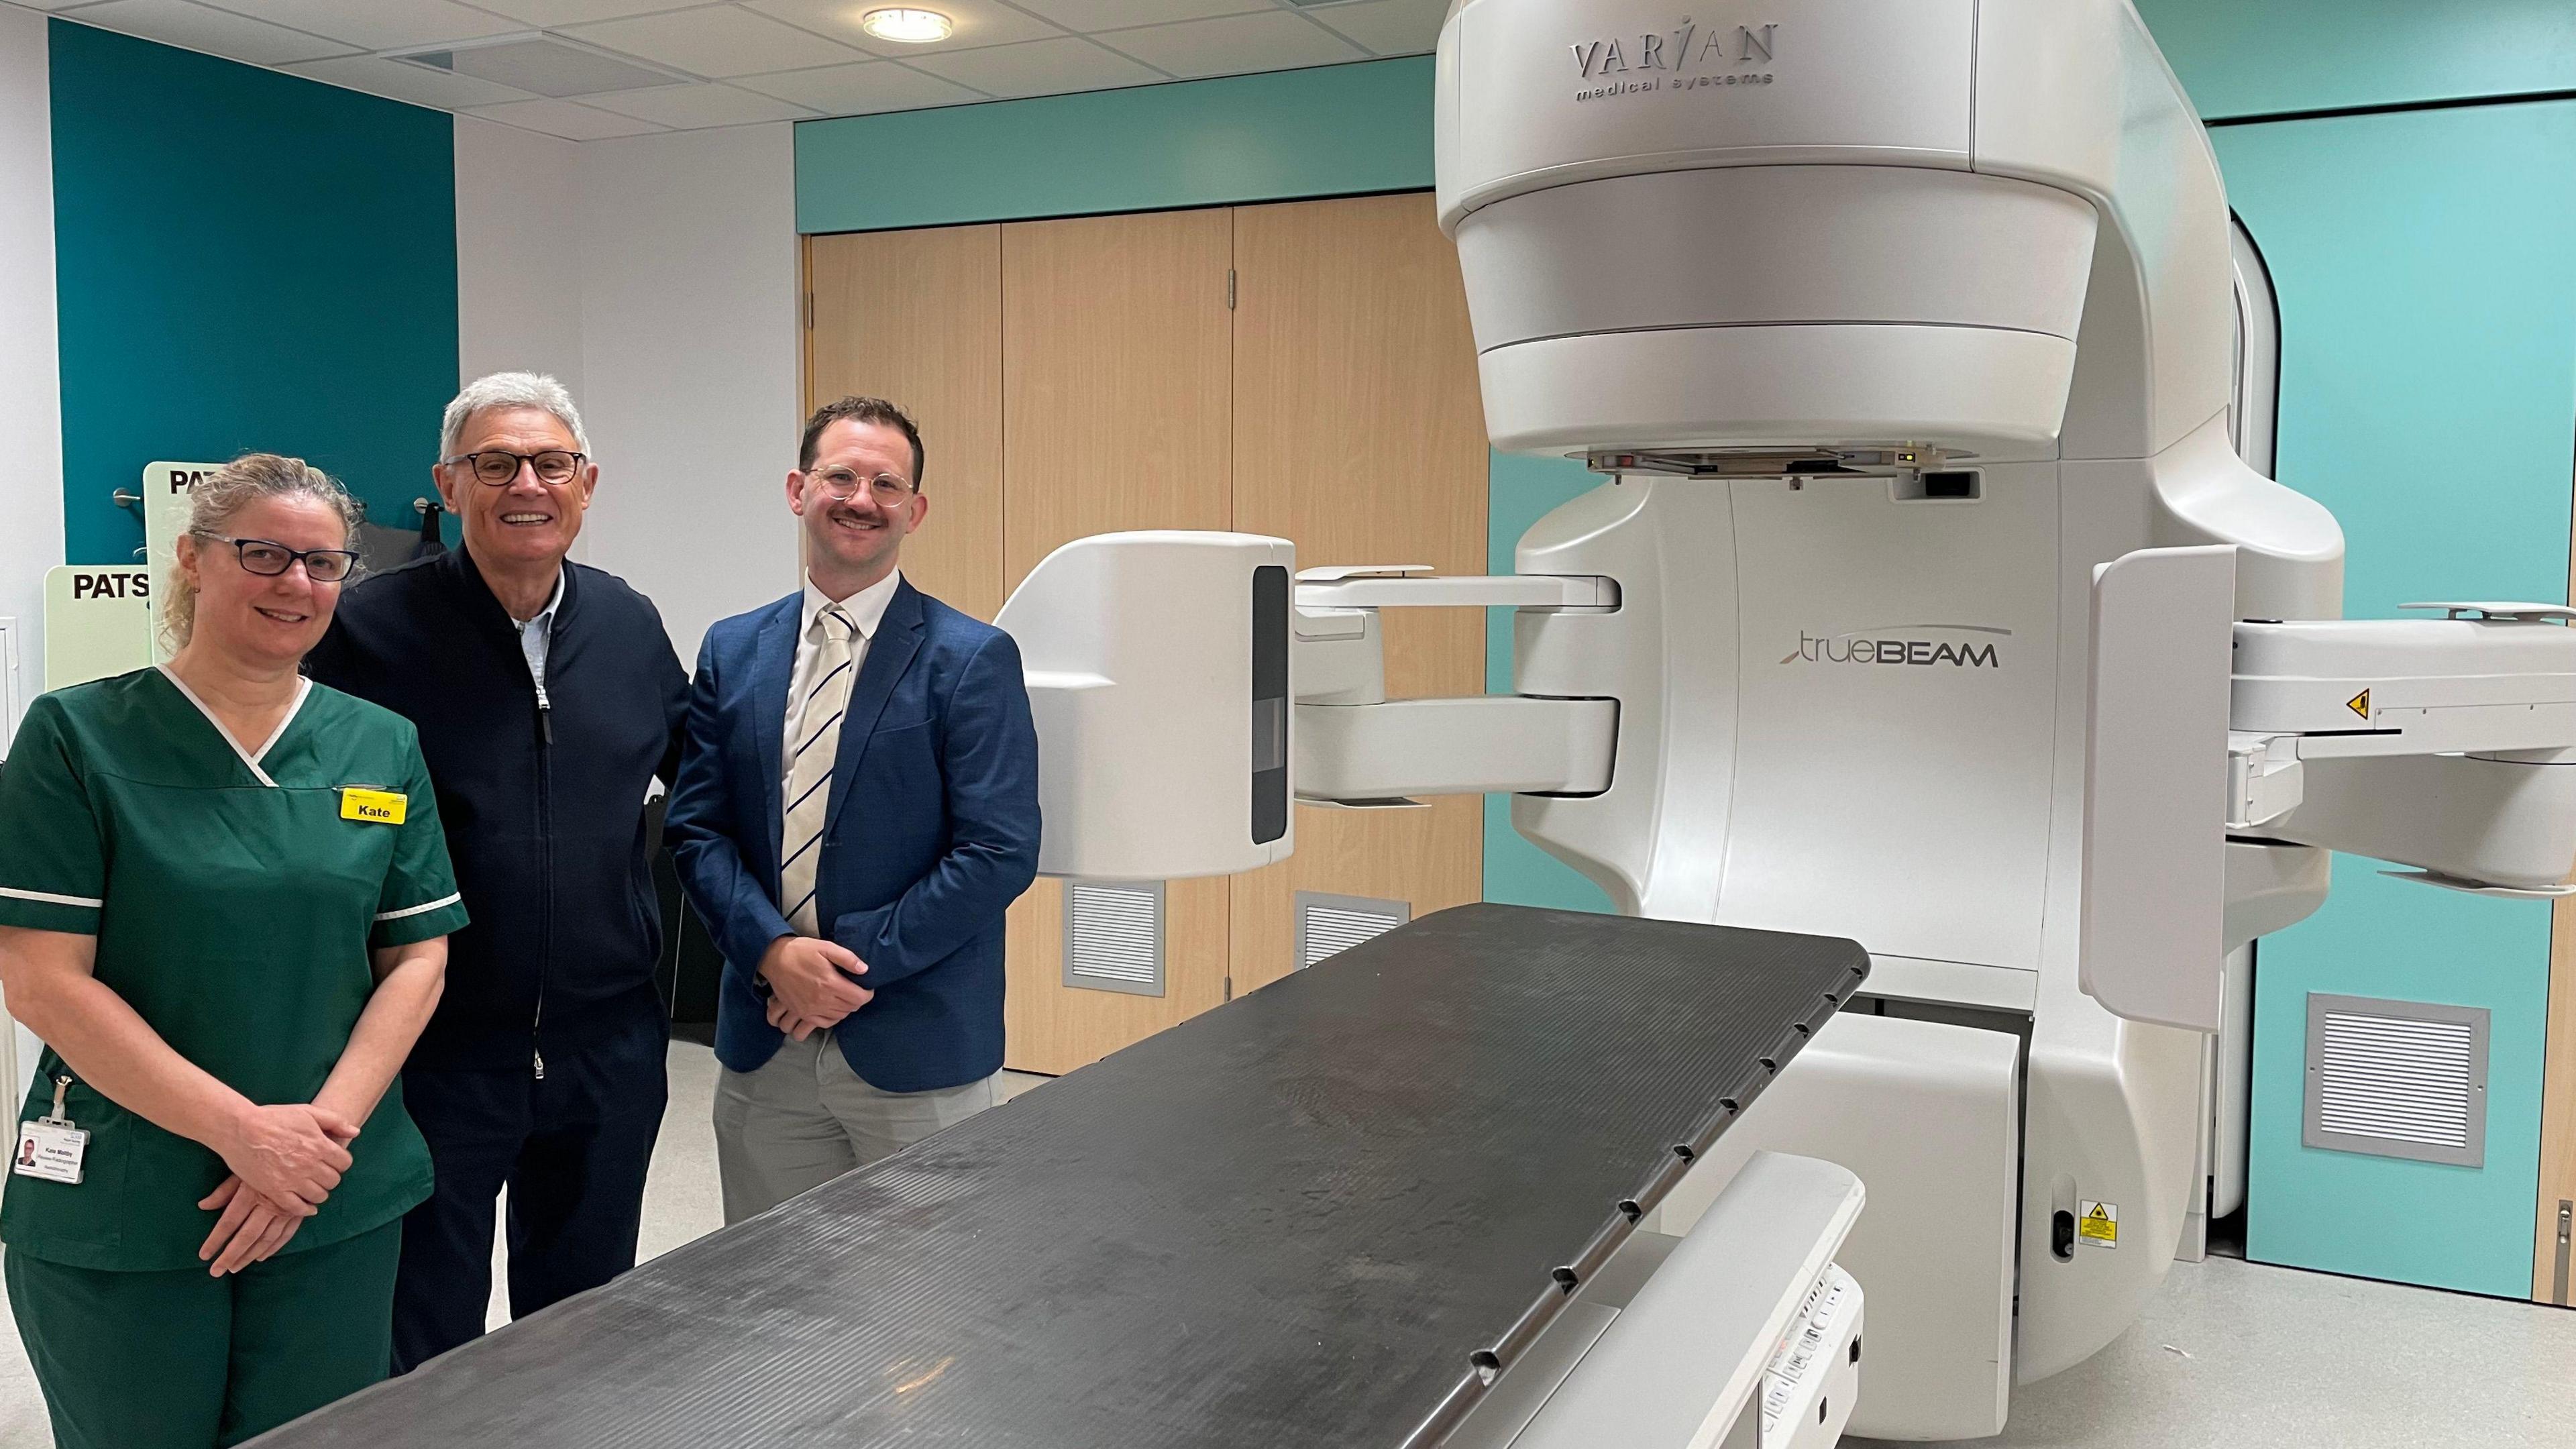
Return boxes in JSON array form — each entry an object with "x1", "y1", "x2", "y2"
[{"x1": 306, "y1": 546, "x2": 688, "y2": 1071}]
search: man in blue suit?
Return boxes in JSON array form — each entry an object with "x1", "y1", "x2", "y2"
[{"x1": 665, "y1": 395, "x2": 1040, "y2": 1222}]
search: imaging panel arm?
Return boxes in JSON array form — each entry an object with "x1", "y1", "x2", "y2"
[
  {"x1": 1293, "y1": 568, "x2": 1621, "y2": 806},
  {"x1": 2225, "y1": 605, "x2": 2576, "y2": 894},
  {"x1": 993, "y1": 535, "x2": 1626, "y2": 865}
]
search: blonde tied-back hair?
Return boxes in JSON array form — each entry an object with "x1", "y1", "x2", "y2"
[{"x1": 162, "y1": 453, "x2": 364, "y2": 650}]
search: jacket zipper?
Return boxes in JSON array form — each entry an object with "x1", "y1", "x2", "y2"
[{"x1": 533, "y1": 672, "x2": 553, "y2": 1081}]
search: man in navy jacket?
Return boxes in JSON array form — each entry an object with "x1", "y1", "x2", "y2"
[
  {"x1": 665, "y1": 395, "x2": 1039, "y2": 1222},
  {"x1": 304, "y1": 372, "x2": 688, "y2": 1368}
]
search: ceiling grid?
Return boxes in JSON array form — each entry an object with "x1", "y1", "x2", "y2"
[{"x1": 4, "y1": 0, "x2": 1452, "y2": 138}]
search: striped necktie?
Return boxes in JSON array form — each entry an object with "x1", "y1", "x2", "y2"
[{"x1": 780, "y1": 604, "x2": 857, "y2": 936}]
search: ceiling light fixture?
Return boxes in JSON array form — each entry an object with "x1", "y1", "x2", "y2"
[{"x1": 861, "y1": 7, "x2": 955, "y2": 43}]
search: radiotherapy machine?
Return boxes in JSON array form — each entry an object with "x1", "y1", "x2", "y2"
[{"x1": 1002, "y1": 0, "x2": 2576, "y2": 1438}]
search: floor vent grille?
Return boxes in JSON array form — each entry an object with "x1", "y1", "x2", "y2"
[
  {"x1": 1295, "y1": 892, "x2": 1410, "y2": 970},
  {"x1": 2303, "y1": 993, "x2": 2487, "y2": 1167},
  {"x1": 1063, "y1": 881, "x2": 1164, "y2": 996}
]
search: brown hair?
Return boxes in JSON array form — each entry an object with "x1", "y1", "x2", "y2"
[
  {"x1": 162, "y1": 453, "x2": 360, "y2": 649},
  {"x1": 800, "y1": 395, "x2": 924, "y2": 489}
]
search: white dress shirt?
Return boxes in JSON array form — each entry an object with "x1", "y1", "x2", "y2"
[{"x1": 778, "y1": 568, "x2": 903, "y2": 847}]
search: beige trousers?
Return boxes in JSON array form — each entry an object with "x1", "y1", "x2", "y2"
[{"x1": 712, "y1": 1030, "x2": 1000, "y2": 1224}]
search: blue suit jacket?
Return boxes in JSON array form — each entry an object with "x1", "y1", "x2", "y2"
[{"x1": 664, "y1": 578, "x2": 1040, "y2": 1091}]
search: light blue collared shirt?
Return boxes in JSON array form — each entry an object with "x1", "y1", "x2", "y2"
[{"x1": 514, "y1": 569, "x2": 568, "y2": 703}]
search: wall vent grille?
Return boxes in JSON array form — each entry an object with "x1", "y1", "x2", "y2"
[
  {"x1": 1295, "y1": 892, "x2": 1410, "y2": 970},
  {"x1": 2303, "y1": 994, "x2": 2487, "y2": 1167},
  {"x1": 1063, "y1": 881, "x2": 1164, "y2": 996}
]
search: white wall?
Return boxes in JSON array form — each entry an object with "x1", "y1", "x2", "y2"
[
  {"x1": 0, "y1": 5, "x2": 63, "y2": 742},
  {"x1": 579, "y1": 123, "x2": 802, "y2": 662},
  {"x1": 454, "y1": 115, "x2": 588, "y2": 400},
  {"x1": 455, "y1": 119, "x2": 801, "y2": 663},
  {"x1": 0, "y1": 3, "x2": 56, "y2": 1099},
  {"x1": 455, "y1": 115, "x2": 591, "y2": 563}
]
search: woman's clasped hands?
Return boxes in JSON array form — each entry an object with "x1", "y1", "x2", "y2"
[{"x1": 196, "y1": 1102, "x2": 361, "y2": 1277}]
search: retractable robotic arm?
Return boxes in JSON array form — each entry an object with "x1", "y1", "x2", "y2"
[{"x1": 994, "y1": 0, "x2": 2576, "y2": 1438}]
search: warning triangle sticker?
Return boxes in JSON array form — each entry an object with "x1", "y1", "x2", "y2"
[
  {"x1": 2077, "y1": 1200, "x2": 2118, "y2": 1246},
  {"x1": 2346, "y1": 688, "x2": 2371, "y2": 720}
]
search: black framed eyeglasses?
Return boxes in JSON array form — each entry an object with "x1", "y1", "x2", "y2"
[
  {"x1": 442, "y1": 449, "x2": 586, "y2": 486},
  {"x1": 194, "y1": 533, "x2": 360, "y2": 584},
  {"x1": 810, "y1": 467, "x2": 918, "y2": 504}
]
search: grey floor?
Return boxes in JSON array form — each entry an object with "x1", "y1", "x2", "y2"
[
  {"x1": 1849, "y1": 1252, "x2": 2576, "y2": 1448},
  {"x1": 0, "y1": 1044, "x2": 2569, "y2": 1447}
]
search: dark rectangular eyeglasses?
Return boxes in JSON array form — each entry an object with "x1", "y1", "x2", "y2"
[
  {"x1": 443, "y1": 450, "x2": 586, "y2": 486},
  {"x1": 194, "y1": 533, "x2": 360, "y2": 584}
]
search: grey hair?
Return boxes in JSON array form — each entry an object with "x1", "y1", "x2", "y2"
[
  {"x1": 163, "y1": 453, "x2": 363, "y2": 649},
  {"x1": 440, "y1": 371, "x2": 591, "y2": 460}
]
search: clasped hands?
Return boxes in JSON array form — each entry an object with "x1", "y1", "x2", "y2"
[
  {"x1": 759, "y1": 935, "x2": 873, "y2": 1041},
  {"x1": 195, "y1": 1101, "x2": 361, "y2": 1278}
]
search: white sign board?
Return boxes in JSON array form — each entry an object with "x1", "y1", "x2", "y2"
[
  {"x1": 43, "y1": 566, "x2": 153, "y2": 692},
  {"x1": 142, "y1": 462, "x2": 223, "y2": 665}
]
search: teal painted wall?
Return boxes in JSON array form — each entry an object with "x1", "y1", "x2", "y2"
[
  {"x1": 1485, "y1": 453, "x2": 1616, "y2": 912},
  {"x1": 50, "y1": 21, "x2": 458, "y2": 566},
  {"x1": 795, "y1": 58, "x2": 1432, "y2": 233},
  {"x1": 2135, "y1": 0, "x2": 2576, "y2": 119},
  {"x1": 2217, "y1": 101, "x2": 2576, "y2": 1297}
]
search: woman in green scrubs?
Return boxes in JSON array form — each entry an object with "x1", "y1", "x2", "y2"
[{"x1": 0, "y1": 454, "x2": 465, "y2": 1449}]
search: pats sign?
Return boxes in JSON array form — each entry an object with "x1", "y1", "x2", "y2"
[
  {"x1": 142, "y1": 462, "x2": 223, "y2": 663},
  {"x1": 43, "y1": 566, "x2": 152, "y2": 691}
]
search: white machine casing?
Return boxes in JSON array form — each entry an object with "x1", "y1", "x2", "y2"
[
  {"x1": 1439, "y1": 0, "x2": 2337, "y2": 1438},
  {"x1": 995, "y1": 531, "x2": 1296, "y2": 881}
]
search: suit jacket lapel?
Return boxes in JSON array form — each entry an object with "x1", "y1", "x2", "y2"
[
  {"x1": 824, "y1": 580, "x2": 924, "y2": 837},
  {"x1": 748, "y1": 597, "x2": 800, "y2": 872}
]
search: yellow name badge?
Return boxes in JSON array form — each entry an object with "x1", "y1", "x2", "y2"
[{"x1": 339, "y1": 788, "x2": 407, "y2": 825}]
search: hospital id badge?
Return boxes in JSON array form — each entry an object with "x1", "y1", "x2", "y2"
[
  {"x1": 13, "y1": 1120, "x2": 84, "y2": 1185},
  {"x1": 14, "y1": 1078, "x2": 85, "y2": 1185}
]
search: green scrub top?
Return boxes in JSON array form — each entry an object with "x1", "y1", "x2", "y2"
[{"x1": 0, "y1": 667, "x2": 468, "y2": 1271}]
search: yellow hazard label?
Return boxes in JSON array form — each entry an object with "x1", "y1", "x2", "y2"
[
  {"x1": 339, "y1": 788, "x2": 407, "y2": 825},
  {"x1": 2346, "y1": 688, "x2": 2371, "y2": 720},
  {"x1": 2078, "y1": 1199, "x2": 2118, "y2": 1248}
]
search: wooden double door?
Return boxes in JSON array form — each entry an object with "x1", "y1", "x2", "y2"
[{"x1": 802, "y1": 193, "x2": 1490, "y2": 1075}]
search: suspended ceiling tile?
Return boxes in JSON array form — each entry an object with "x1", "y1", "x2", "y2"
[
  {"x1": 283, "y1": 52, "x2": 537, "y2": 109},
  {"x1": 580, "y1": 79, "x2": 818, "y2": 126},
  {"x1": 1007, "y1": 0, "x2": 1271, "y2": 30},
  {"x1": 908, "y1": 34, "x2": 1163, "y2": 99},
  {"x1": 464, "y1": 95, "x2": 670, "y2": 138},
  {"x1": 734, "y1": 58, "x2": 985, "y2": 115},
  {"x1": 569, "y1": 5, "x2": 869, "y2": 78},
  {"x1": 64, "y1": 0, "x2": 357, "y2": 64},
  {"x1": 746, "y1": 0, "x2": 1064, "y2": 58},
  {"x1": 462, "y1": 0, "x2": 702, "y2": 24},
  {"x1": 1304, "y1": 0, "x2": 1447, "y2": 56},
  {"x1": 201, "y1": 0, "x2": 524, "y2": 51},
  {"x1": 1099, "y1": 9, "x2": 1362, "y2": 80},
  {"x1": 7, "y1": 0, "x2": 127, "y2": 11}
]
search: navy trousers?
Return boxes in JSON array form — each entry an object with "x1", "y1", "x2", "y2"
[{"x1": 391, "y1": 1006, "x2": 669, "y2": 1373}]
